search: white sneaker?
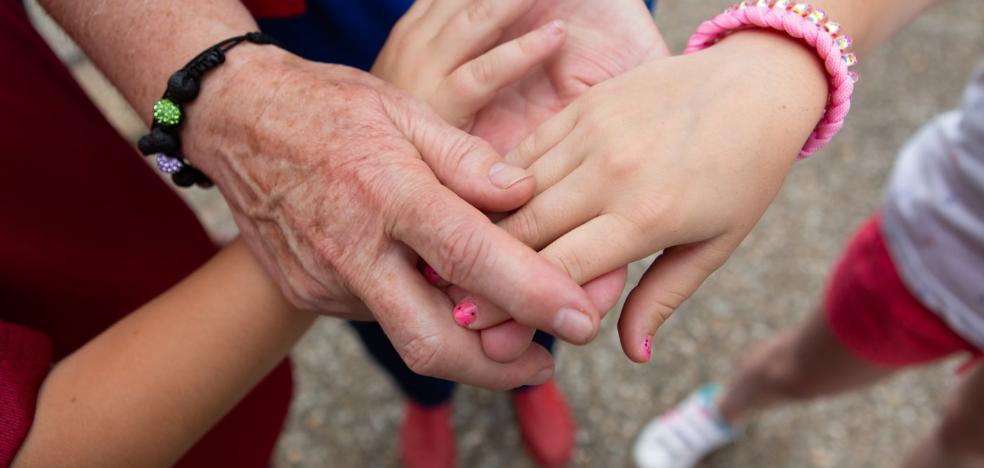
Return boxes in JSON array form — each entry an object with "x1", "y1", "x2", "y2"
[{"x1": 632, "y1": 384, "x2": 736, "y2": 468}]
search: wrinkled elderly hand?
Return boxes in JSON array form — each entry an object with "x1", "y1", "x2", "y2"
[{"x1": 181, "y1": 47, "x2": 604, "y2": 389}]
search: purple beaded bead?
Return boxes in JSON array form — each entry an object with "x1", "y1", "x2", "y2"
[{"x1": 156, "y1": 154, "x2": 184, "y2": 174}]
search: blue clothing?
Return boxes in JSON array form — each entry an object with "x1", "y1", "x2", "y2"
[
  {"x1": 257, "y1": 0, "x2": 408, "y2": 70},
  {"x1": 257, "y1": 0, "x2": 655, "y2": 70},
  {"x1": 350, "y1": 321, "x2": 556, "y2": 404}
]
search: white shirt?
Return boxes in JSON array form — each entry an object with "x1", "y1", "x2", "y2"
[{"x1": 882, "y1": 63, "x2": 984, "y2": 349}]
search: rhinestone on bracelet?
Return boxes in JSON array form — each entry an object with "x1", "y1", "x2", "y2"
[{"x1": 733, "y1": 0, "x2": 859, "y2": 82}]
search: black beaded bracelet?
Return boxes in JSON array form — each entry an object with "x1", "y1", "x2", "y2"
[{"x1": 137, "y1": 32, "x2": 282, "y2": 188}]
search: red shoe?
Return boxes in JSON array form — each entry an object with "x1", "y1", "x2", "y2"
[
  {"x1": 512, "y1": 380, "x2": 576, "y2": 467},
  {"x1": 400, "y1": 402, "x2": 456, "y2": 468}
]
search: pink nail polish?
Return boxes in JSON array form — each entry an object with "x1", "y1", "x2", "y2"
[
  {"x1": 642, "y1": 335, "x2": 653, "y2": 361},
  {"x1": 453, "y1": 302, "x2": 478, "y2": 327},
  {"x1": 422, "y1": 264, "x2": 450, "y2": 287}
]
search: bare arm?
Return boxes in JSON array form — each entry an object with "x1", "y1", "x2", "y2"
[
  {"x1": 33, "y1": 0, "x2": 589, "y2": 388},
  {"x1": 795, "y1": 0, "x2": 944, "y2": 54},
  {"x1": 479, "y1": 0, "x2": 947, "y2": 361},
  {"x1": 14, "y1": 240, "x2": 317, "y2": 467},
  {"x1": 37, "y1": 0, "x2": 263, "y2": 117}
]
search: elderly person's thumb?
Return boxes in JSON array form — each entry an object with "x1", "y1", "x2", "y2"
[{"x1": 401, "y1": 100, "x2": 536, "y2": 213}]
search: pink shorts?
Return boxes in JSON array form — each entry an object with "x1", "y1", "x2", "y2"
[{"x1": 824, "y1": 214, "x2": 982, "y2": 369}]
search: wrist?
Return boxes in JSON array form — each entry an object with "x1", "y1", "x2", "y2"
[
  {"x1": 703, "y1": 30, "x2": 828, "y2": 128},
  {"x1": 679, "y1": 30, "x2": 830, "y2": 164},
  {"x1": 686, "y1": 3, "x2": 874, "y2": 158},
  {"x1": 709, "y1": 30, "x2": 828, "y2": 109},
  {"x1": 180, "y1": 43, "x2": 298, "y2": 173}
]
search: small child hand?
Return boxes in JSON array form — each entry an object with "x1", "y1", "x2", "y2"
[{"x1": 372, "y1": 0, "x2": 566, "y2": 130}]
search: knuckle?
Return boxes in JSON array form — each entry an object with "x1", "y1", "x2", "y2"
[
  {"x1": 515, "y1": 33, "x2": 540, "y2": 56},
  {"x1": 436, "y1": 222, "x2": 492, "y2": 286},
  {"x1": 512, "y1": 134, "x2": 538, "y2": 165},
  {"x1": 573, "y1": 115, "x2": 611, "y2": 150},
  {"x1": 650, "y1": 288, "x2": 688, "y2": 326},
  {"x1": 442, "y1": 75, "x2": 475, "y2": 109},
  {"x1": 609, "y1": 211, "x2": 648, "y2": 244},
  {"x1": 467, "y1": 56, "x2": 498, "y2": 87},
  {"x1": 313, "y1": 236, "x2": 347, "y2": 267},
  {"x1": 596, "y1": 147, "x2": 638, "y2": 180},
  {"x1": 390, "y1": 15, "x2": 414, "y2": 37},
  {"x1": 400, "y1": 334, "x2": 445, "y2": 377},
  {"x1": 506, "y1": 208, "x2": 542, "y2": 247},
  {"x1": 577, "y1": 91, "x2": 606, "y2": 115},
  {"x1": 466, "y1": 0, "x2": 495, "y2": 24},
  {"x1": 282, "y1": 273, "x2": 324, "y2": 311},
  {"x1": 551, "y1": 252, "x2": 587, "y2": 285},
  {"x1": 387, "y1": 183, "x2": 442, "y2": 239},
  {"x1": 437, "y1": 133, "x2": 480, "y2": 174}
]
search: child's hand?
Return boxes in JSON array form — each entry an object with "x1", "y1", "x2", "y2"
[
  {"x1": 499, "y1": 34, "x2": 829, "y2": 361},
  {"x1": 372, "y1": 0, "x2": 567, "y2": 130}
]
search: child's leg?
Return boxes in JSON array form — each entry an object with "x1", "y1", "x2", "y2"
[
  {"x1": 716, "y1": 307, "x2": 896, "y2": 423},
  {"x1": 719, "y1": 212, "x2": 973, "y2": 423},
  {"x1": 634, "y1": 214, "x2": 983, "y2": 468},
  {"x1": 901, "y1": 364, "x2": 984, "y2": 468}
]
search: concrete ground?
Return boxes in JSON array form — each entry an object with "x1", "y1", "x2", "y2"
[{"x1": 28, "y1": 0, "x2": 984, "y2": 466}]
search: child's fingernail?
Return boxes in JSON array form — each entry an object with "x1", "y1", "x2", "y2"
[
  {"x1": 422, "y1": 263, "x2": 450, "y2": 287},
  {"x1": 642, "y1": 335, "x2": 653, "y2": 361},
  {"x1": 488, "y1": 162, "x2": 532, "y2": 189},
  {"x1": 545, "y1": 20, "x2": 565, "y2": 35},
  {"x1": 453, "y1": 301, "x2": 478, "y2": 327}
]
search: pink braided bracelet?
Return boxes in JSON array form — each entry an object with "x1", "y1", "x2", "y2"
[{"x1": 685, "y1": 0, "x2": 858, "y2": 158}]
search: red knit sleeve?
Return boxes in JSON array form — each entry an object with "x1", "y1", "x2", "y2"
[
  {"x1": 0, "y1": 321, "x2": 51, "y2": 466},
  {"x1": 241, "y1": 0, "x2": 306, "y2": 19}
]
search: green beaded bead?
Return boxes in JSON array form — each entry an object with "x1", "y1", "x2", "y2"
[{"x1": 153, "y1": 99, "x2": 182, "y2": 127}]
